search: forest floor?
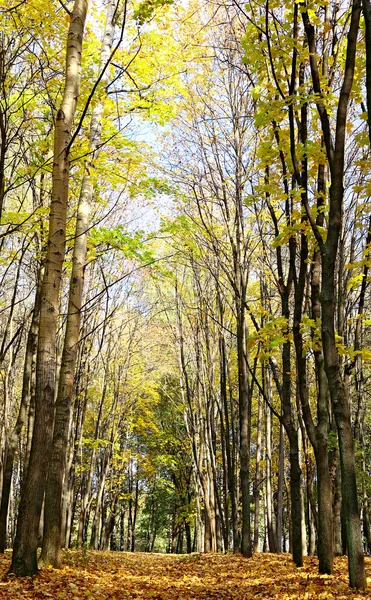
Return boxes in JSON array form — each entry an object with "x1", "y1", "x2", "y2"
[{"x1": 0, "y1": 550, "x2": 370, "y2": 599}]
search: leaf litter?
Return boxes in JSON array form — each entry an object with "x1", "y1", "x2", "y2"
[{"x1": 0, "y1": 551, "x2": 370, "y2": 599}]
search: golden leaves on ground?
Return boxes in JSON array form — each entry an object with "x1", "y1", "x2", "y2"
[{"x1": 0, "y1": 551, "x2": 370, "y2": 599}]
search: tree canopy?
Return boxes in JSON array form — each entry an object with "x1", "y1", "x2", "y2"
[{"x1": 0, "y1": 0, "x2": 371, "y2": 594}]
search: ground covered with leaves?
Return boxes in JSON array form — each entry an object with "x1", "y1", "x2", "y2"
[{"x1": 0, "y1": 551, "x2": 370, "y2": 599}]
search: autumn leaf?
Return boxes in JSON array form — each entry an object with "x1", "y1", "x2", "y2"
[{"x1": 0, "y1": 551, "x2": 370, "y2": 600}]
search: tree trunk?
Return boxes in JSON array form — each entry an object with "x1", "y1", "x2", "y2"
[
  {"x1": 265, "y1": 371, "x2": 277, "y2": 554},
  {"x1": 101, "y1": 494, "x2": 118, "y2": 551},
  {"x1": 298, "y1": 428, "x2": 307, "y2": 557},
  {"x1": 40, "y1": 1, "x2": 115, "y2": 567},
  {"x1": 254, "y1": 391, "x2": 263, "y2": 552},
  {"x1": 90, "y1": 449, "x2": 112, "y2": 550},
  {"x1": 0, "y1": 271, "x2": 41, "y2": 552},
  {"x1": 303, "y1": 0, "x2": 366, "y2": 588},
  {"x1": 282, "y1": 293, "x2": 302, "y2": 567},
  {"x1": 276, "y1": 423, "x2": 284, "y2": 552},
  {"x1": 333, "y1": 461, "x2": 343, "y2": 556},
  {"x1": 9, "y1": 0, "x2": 88, "y2": 576},
  {"x1": 237, "y1": 312, "x2": 251, "y2": 558}
]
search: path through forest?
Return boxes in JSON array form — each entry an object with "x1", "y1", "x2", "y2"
[{"x1": 0, "y1": 551, "x2": 370, "y2": 599}]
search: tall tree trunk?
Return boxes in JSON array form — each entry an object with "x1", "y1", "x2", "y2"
[
  {"x1": 9, "y1": 0, "x2": 88, "y2": 576},
  {"x1": 298, "y1": 427, "x2": 307, "y2": 557},
  {"x1": 303, "y1": 1, "x2": 365, "y2": 587},
  {"x1": 307, "y1": 465, "x2": 316, "y2": 556},
  {"x1": 264, "y1": 160, "x2": 302, "y2": 566},
  {"x1": 90, "y1": 448, "x2": 112, "y2": 550},
  {"x1": 333, "y1": 461, "x2": 343, "y2": 556},
  {"x1": 40, "y1": 0, "x2": 116, "y2": 567},
  {"x1": 293, "y1": 178, "x2": 334, "y2": 573},
  {"x1": 265, "y1": 369, "x2": 277, "y2": 554},
  {"x1": 254, "y1": 391, "x2": 263, "y2": 552},
  {"x1": 313, "y1": 162, "x2": 334, "y2": 574},
  {"x1": 276, "y1": 423, "x2": 284, "y2": 552},
  {"x1": 130, "y1": 474, "x2": 139, "y2": 552},
  {"x1": 237, "y1": 311, "x2": 251, "y2": 558},
  {"x1": 101, "y1": 493, "x2": 118, "y2": 551},
  {"x1": 0, "y1": 270, "x2": 42, "y2": 552},
  {"x1": 282, "y1": 291, "x2": 302, "y2": 567},
  {"x1": 194, "y1": 473, "x2": 203, "y2": 552},
  {"x1": 220, "y1": 328, "x2": 238, "y2": 551},
  {"x1": 77, "y1": 364, "x2": 107, "y2": 547}
]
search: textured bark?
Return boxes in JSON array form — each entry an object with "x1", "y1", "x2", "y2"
[
  {"x1": 101, "y1": 493, "x2": 118, "y2": 551},
  {"x1": 130, "y1": 473, "x2": 139, "y2": 552},
  {"x1": 313, "y1": 163, "x2": 334, "y2": 574},
  {"x1": 265, "y1": 379, "x2": 277, "y2": 554},
  {"x1": 307, "y1": 466, "x2": 316, "y2": 556},
  {"x1": 293, "y1": 193, "x2": 334, "y2": 573},
  {"x1": 276, "y1": 423, "x2": 284, "y2": 552},
  {"x1": 0, "y1": 248, "x2": 26, "y2": 489},
  {"x1": 0, "y1": 271, "x2": 41, "y2": 552},
  {"x1": 218, "y1": 327, "x2": 232, "y2": 551},
  {"x1": 65, "y1": 339, "x2": 91, "y2": 547},
  {"x1": 298, "y1": 427, "x2": 307, "y2": 557},
  {"x1": 237, "y1": 313, "x2": 251, "y2": 558},
  {"x1": 200, "y1": 296, "x2": 222, "y2": 553},
  {"x1": 282, "y1": 292, "x2": 302, "y2": 567},
  {"x1": 253, "y1": 390, "x2": 262, "y2": 552},
  {"x1": 233, "y1": 160, "x2": 251, "y2": 558},
  {"x1": 194, "y1": 475, "x2": 204, "y2": 552},
  {"x1": 90, "y1": 449, "x2": 112, "y2": 550},
  {"x1": 363, "y1": 497, "x2": 371, "y2": 554},
  {"x1": 77, "y1": 375, "x2": 106, "y2": 548},
  {"x1": 360, "y1": 2, "x2": 371, "y2": 558},
  {"x1": 288, "y1": 42, "x2": 334, "y2": 572},
  {"x1": 333, "y1": 461, "x2": 343, "y2": 556},
  {"x1": 265, "y1": 147, "x2": 302, "y2": 566},
  {"x1": 303, "y1": 0, "x2": 365, "y2": 588},
  {"x1": 90, "y1": 382, "x2": 118, "y2": 552},
  {"x1": 40, "y1": 0, "x2": 115, "y2": 568},
  {"x1": 177, "y1": 277, "x2": 221, "y2": 554},
  {"x1": 9, "y1": 0, "x2": 88, "y2": 575}
]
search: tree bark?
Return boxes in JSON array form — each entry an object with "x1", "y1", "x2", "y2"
[
  {"x1": 276, "y1": 423, "x2": 284, "y2": 552},
  {"x1": 254, "y1": 390, "x2": 263, "y2": 552},
  {"x1": 265, "y1": 388, "x2": 277, "y2": 554},
  {"x1": 237, "y1": 312, "x2": 251, "y2": 557},
  {"x1": 9, "y1": 0, "x2": 88, "y2": 576},
  {"x1": 40, "y1": 0, "x2": 116, "y2": 568},
  {"x1": 303, "y1": 0, "x2": 366, "y2": 587},
  {"x1": 0, "y1": 269, "x2": 42, "y2": 552}
]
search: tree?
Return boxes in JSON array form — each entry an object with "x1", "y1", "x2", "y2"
[
  {"x1": 9, "y1": 0, "x2": 89, "y2": 575},
  {"x1": 40, "y1": 0, "x2": 119, "y2": 569},
  {"x1": 302, "y1": 0, "x2": 366, "y2": 588}
]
